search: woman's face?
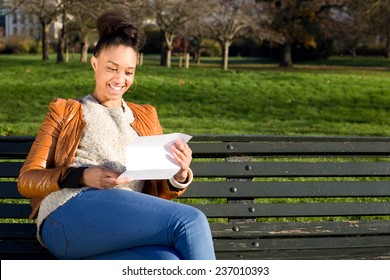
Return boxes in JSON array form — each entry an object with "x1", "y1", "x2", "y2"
[{"x1": 91, "y1": 45, "x2": 137, "y2": 108}]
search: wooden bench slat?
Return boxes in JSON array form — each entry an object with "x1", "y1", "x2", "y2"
[
  {"x1": 2, "y1": 240, "x2": 390, "y2": 260},
  {"x1": 0, "y1": 204, "x2": 31, "y2": 219},
  {"x1": 1, "y1": 220, "x2": 389, "y2": 240},
  {"x1": 5, "y1": 180, "x2": 390, "y2": 200},
  {"x1": 192, "y1": 202, "x2": 390, "y2": 218},
  {"x1": 215, "y1": 247, "x2": 390, "y2": 260},
  {"x1": 0, "y1": 141, "x2": 32, "y2": 158},
  {"x1": 190, "y1": 141, "x2": 390, "y2": 157},
  {"x1": 191, "y1": 162, "x2": 390, "y2": 177},
  {"x1": 213, "y1": 236, "x2": 390, "y2": 252},
  {"x1": 191, "y1": 134, "x2": 390, "y2": 143},
  {"x1": 4, "y1": 201, "x2": 390, "y2": 219},
  {"x1": 1, "y1": 220, "x2": 388, "y2": 240},
  {"x1": 0, "y1": 136, "x2": 35, "y2": 143},
  {"x1": 0, "y1": 224, "x2": 36, "y2": 238},
  {"x1": 0, "y1": 240, "x2": 54, "y2": 260},
  {"x1": 209, "y1": 220, "x2": 390, "y2": 238},
  {"x1": 0, "y1": 182, "x2": 23, "y2": 198},
  {"x1": 0, "y1": 162, "x2": 24, "y2": 178},
  {"x1": 183, "y1": 181, "x2": 390, "y2": 198}
]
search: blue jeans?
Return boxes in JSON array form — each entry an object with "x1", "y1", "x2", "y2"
[{"x1": 41, "y1": 188, "x2": 216, "y2": 260}]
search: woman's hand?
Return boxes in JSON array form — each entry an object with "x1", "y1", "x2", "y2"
[
  {"x1": 171, "y1": 139, "x2": 192, "y2": 183},
  {"x1": 80, "y1": 166, "x2": 132, "y2": 189}
]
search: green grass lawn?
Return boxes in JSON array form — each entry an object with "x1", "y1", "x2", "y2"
[{"x1": 1, "y1": 54, "x2": 390, "y2": 136}]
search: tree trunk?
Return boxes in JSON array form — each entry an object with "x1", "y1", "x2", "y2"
[
  {"x1": 65, "y1": 47, "x2": 69, "y2": 63},
  {"x1": 137, "y1": 52, "x2": 144, "y2": 66},
  {"x1": 185, "y1": 52, "x2": 190, "y2": 69},
  {"x1": 385, "y1": 29, "x2": 390, "y2": 59},
  {"x1": 56, "y1": 10, "x2": 66, "y2": 63},
  {"x1": 166, "y1": 49, "x2": 172, "y2": 68},
  {"x1": 222, "y1": 41, "x2": 231, "y2": 71},
  {"x1": 195, "y1": 49, "x2": 201, "y2": 64},
  {"x1": 80, "y1": 34, "x2": 89, "y2": 63},
  {"x1": 160, "y1": 29, "x2": 167, "y2": 66},
  {"x1": 179, "y1": 54, "x2": 183, "y2": 68},
  {"x1": 41, "y1": 21, "x2": 50, "y2": 61},
  {"x1": 56, "y1": 39, "x2": 65, "y2": 63},
  {"x1": 280, "y1": 42, "x2": 292, "y2": 67},
  {"x1": 351, "y1": 47, "x2": 356, "y2": 59},
  {"x1": 160, "y1": 46, "x2": 167, "y2": 66},
  {"x1": 163, "y1": 31, "x2": 175, "y2": 68}
]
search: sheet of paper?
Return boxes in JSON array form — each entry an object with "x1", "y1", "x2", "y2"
[{"x1": 119, "y1": 133, "x2": 192, "y2": 180}]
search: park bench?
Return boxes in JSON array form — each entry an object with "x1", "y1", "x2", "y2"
[{"x1": 1, "y1": 135, "x2": 390, "y2": 260}]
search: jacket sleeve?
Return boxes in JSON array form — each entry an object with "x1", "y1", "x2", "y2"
[
  {"x1": 17, "y1": 99, "x2": 74, "y2": 199},
  {"x1": 142, "y1": 179, "x2": 187, "y2": 199}
]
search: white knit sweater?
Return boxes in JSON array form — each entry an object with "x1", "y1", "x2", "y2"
[{"x1": 36, "y1": 95, "x2": 144, "y2": 244}]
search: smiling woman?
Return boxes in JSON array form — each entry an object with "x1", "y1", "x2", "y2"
[
  {"x1": 90, "y1": 12, "x2": 141, "y2": 107},
  {"x1": 90, "y1": 45, "x2": 137, "y2": 106},
  {"x1": 16, "y1": 9, "x2": 215, "y2": 260}
]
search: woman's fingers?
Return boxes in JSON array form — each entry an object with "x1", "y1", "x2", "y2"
[{"x1": 82, "y1": 166, "x2": 132, "y2": 189}]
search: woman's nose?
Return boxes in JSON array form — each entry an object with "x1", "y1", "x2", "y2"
[{"x1": 114, "y1": 71, "x2": 126, "y2": 82}]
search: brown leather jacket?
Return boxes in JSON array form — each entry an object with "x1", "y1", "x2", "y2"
[{"x1": 18, "y1": 98, "x2": 187, "y2": 219}]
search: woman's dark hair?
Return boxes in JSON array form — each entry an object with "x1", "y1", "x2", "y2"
[{"x1": 94, "y1": 10, "x2": 145, "y2": 56}]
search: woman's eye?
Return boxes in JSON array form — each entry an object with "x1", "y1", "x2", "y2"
[
  {"x1": 126, "y1": 72, "x2": 134, "y2": 76},
  {"x1": 108, "y1": 67, "x2": 117, "y2": 72}
]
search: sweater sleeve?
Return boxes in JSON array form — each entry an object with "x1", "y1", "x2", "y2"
[
  {"x1": 58, "y1": 167, "x2": 88, "y2": 189},
  {"x1": 169, "y1": 168, "x2": 193, "y2": 190}
]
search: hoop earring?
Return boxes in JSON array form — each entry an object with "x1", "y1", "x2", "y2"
[{"x1": 128, "y1": 79, "x2": 137, "y2": 93}]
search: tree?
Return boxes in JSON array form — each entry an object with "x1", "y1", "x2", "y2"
[
  {"x1": 1, "y1": 0, "x2": 25, "y2": 12},
  {"x1": 21, "y1": 0, "x2": 61, "y2": 61},
  {"x1": 150, "y1": 0, "x2": 195, "y2": 68},
  {"x1": 177, "y1": 4, "x2": 212, "y2": 65},
  {"x1": 56, "y1": 0, "x2": 69, "y2": 63},
  {"x1": 368, "y1": 0, "x2": 390, "y2": 58},
  {"x1": 330, "y1": 0, "x2": 390, "y2": 58},
  {"x1": 66, "y1": 0, "x2": 99, "y2": 63},
  {"x1": 6, "y1": 0, "x2": 75, "y2": 62},
  {"x1": 265, "y1": 0, "x2": 348, "y2": 67},
  {"x1": 184, "y1": 15, "x2": 211, "y2": 65},
  {"x1": 58, "y1": 0, "x2": 144, "y2": 63},
  {"x1": 328, "y1": 0, "x2": 371, "y2": 57},
  {"x1": 206, "y1": 0, "x2": 258, "y2": 70}
]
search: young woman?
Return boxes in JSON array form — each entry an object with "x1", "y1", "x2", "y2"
[{"x1": 17, "y1": 10, "x2": 215, "y2": 260}]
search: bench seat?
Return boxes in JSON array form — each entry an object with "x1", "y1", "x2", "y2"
[{"x1": 1, "y1": 135, "x2": 390, "y2": 259}]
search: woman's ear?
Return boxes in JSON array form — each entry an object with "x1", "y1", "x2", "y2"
[{"x1": 90, "y1": 56, "x2": 97, "y2": 70}]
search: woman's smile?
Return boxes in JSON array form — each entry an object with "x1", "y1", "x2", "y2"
[{"x1": 108, "y1": 83, "x2": 126, "y2": 94}]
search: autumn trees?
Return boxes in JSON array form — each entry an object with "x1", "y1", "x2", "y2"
[{"x1": 2, "y1": 0, "x2": 388, "y2": 69}]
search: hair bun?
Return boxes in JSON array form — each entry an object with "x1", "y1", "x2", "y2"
[
  {"x1": 94, "y1": 10, "x2": 145, "y2": 53},
  {"x1": 96, "y1": 10, "x2": 133, "y2": 39}
]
